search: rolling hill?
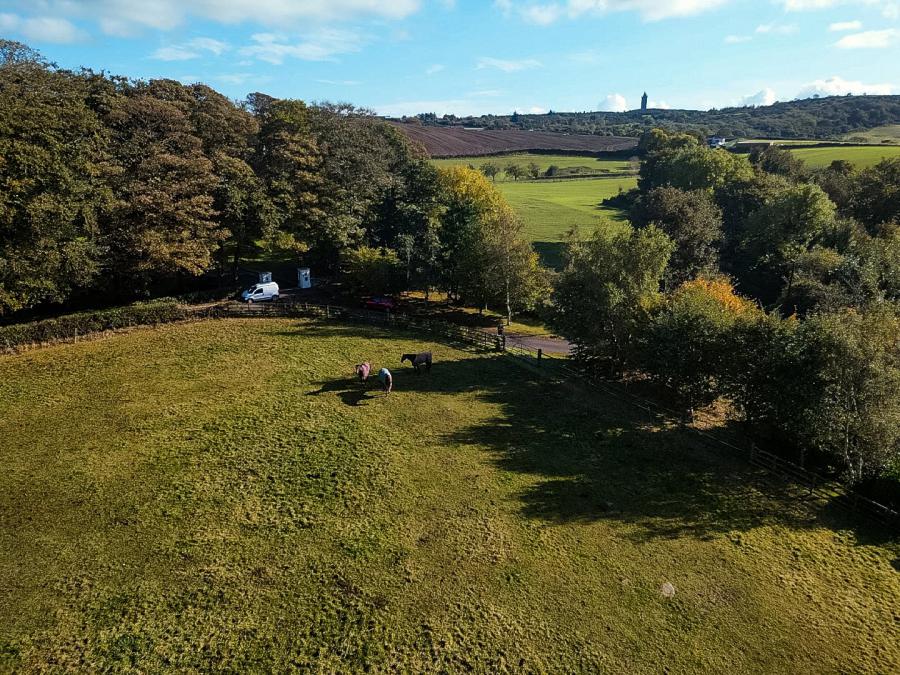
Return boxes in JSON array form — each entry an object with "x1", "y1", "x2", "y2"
[{"x1": 399, "y1": 95, "x2": 900, "y2": 142}]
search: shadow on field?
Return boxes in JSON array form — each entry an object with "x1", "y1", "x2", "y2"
[
  {"x1": 441, "y1": 374, "x2": 828, "y2": 541},
  {"x1": 282, "y1": 321, "x2": 891, "y2": 542},
  {"x1": 306, "y1": 379, "x2": 378, "y2": 407},
  {"x1": 532, "y1": 242, "x2": 566, "y2": 270}
]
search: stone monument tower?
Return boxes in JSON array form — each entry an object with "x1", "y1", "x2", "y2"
[{"x1": 641, "y1": 92, "x2": 648, "y2": 112}]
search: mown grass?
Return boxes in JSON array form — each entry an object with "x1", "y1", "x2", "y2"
[
  {"x1": 431, "y1": 153, "x2": 637, "y2": 179},
  {"x1": 498, "y1": 176, "x2": 636, "y2": 268},
  {"x1": 430, "y1": 155, "x2": 637, "y2": 268},
  {"x1": 790, "y1": 144, "x2": 900, "y2": 169},
  {"x1": 1, "y1": 318, "x2": 898, "y2": 672}
]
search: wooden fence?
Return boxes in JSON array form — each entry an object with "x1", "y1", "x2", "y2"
[{"x1": 210, "y1": 298, "x2": 899, "y2": 528}]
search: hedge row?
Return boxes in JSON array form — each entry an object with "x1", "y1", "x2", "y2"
[{"x1": 0, "y1": 300, "x2": 189, "y2": 351}]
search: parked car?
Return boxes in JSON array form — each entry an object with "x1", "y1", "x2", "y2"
[
  {"x1": 364, "y1": 296, "x2": 396, "y2": 311},
  {"x1": 241, "y1": 282, "x2": 280, "y2": 303}
]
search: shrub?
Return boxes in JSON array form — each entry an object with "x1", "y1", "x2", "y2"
[
  {"x1": 0, "y1": 300, "x2": 187, "y2": 351},
  {"x1": 641, "y1": 278, "x2": 760, "y2": 413},
  {"x1": 341, "y1": 246, "x2": 404, "y2": 297}
]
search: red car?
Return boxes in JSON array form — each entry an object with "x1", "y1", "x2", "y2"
[{"x1": 364, "y1": 296, "x2": 396, "y2": 311}]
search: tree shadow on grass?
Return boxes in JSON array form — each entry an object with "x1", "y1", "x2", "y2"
[
  {"x1": 532, "y1": 242, "x2": 566, "y2": 270},
  {"x1": 278, "y1": 320, "x2": 896, "y2": 543}
]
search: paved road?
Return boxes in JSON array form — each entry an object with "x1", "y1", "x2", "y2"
[{"x1": 502, "y1": 332, "x2": 573, "y2": 355}]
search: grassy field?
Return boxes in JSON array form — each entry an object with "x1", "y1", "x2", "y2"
[
  {"x1": 432, "y1": 153, "x2": 637, "y2": 179},
  {"x1": 1, "y1": 318, "x2": 898, "y2": 671},
  {"x1": 498, "y1": 176, "x2": 636, "y2": 267},
  {"x1": 790, "y1": 144, "x2": 900, "y2": 169},
  {"x1": 842, "y1": 125, "x2": 900, "y2": 144}
]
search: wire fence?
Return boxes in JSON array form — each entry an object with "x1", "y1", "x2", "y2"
[{"x1": 211, "y1": 298, "x2": 899, "y2": 528}]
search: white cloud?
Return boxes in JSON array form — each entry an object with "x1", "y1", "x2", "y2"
[
  {"x1": 796, "y1": 75, "x2": 894, "y2": 98},
  {"x1": 834, "y1": 27, "x2": 899, "y2": 47},
  {"x1": 426, "y1": 64, "x2": 445, "y2": 75},
  {"x1": 829, "y1": 20, "x2": 862, "y2": 30},
  {"x1": 189, "y1": 37, "x2": 229, "y2": 55},
  {"x1": 724, "y1": 34, "x2": 752, "y2": 43},
  {"x1": 467, "y1": 89, "x2": 505, "y2": 97},
  {"x1": 153, "y1": 45, "x2": 202, "y2": 60},
  {"x1": 884, "y1": 3, "x2": 899, "y2": 19},
  {"x1": 739, "y1": 88, "x2": 777, "y2": 106},
  {"x1": 521, "y1": 4, "x2": 563, "y2": 24},
  {"x1": 756, "y1": 23, "x2": 798, "y2": 34},
  {"x1": 778, "y1": 0, "x2": 897, "y2": 12},
  {"x1": 239, "y1": 29, "x2": 361, "y2": 64},
  {"x1": 497, "y1": 0, "x2": 732, "y2": 24},
  {"x1": 476, "y1": 56, "x2": 542, "y2": 72},
  {"x1": 31, "y1": 0, "x2": 421, "y2": 36},
  {"x1": 152, "y1": 37, "x2": 229, "y2": 60},
  {"x1": 0, "y1": 13, "x2": 86, "y2": 43},
  {"x1": 599, "y1": 93, "x2": 628, "y2": 112},
  {"x1": 649, "y1": 99, "x2": 671, "y2": 109}
]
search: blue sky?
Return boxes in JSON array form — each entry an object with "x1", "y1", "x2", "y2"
[{"x1": 1, "y1": 1, "x2": 898, "y2": 115}]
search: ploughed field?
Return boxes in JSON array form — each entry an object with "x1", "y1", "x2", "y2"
[
  {"x1": 1, "y1": 318, "x2": 898, "y2": 672},
  {"x1": 393, "y1": 123, "x2": 637, "y2": 157}
]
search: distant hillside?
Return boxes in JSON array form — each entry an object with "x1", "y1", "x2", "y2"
[
  {"x1": 392, "y1": 124, "x2": 637, "y2": 157},
  {"x1": 399, "y1": 95, "x2": 900, "y2": 141}
]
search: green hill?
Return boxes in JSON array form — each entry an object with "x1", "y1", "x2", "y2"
[{"x1": 404, "y1": 95, "x2": 900, "y2": 140}]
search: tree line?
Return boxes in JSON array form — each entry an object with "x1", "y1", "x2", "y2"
[
  {"x1": 554, "y1": 128, "x2": 899, "y2": 488},
  {"x1": 405, "y1": 95, "x2": 900, "y2": 141},
  {"x1": 0, "y1": 41, "x2": 546, "y2": 322}
]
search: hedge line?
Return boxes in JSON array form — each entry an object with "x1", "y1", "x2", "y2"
[{"x1": 0, "y1": 300, "x2": 189, "y2": 351}]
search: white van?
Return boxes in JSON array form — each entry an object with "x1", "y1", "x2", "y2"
[{"x1": 241, "y1": 281, "x2": 279, "y2": 303}]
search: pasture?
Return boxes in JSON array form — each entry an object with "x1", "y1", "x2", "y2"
[
  {"x1": 790, "y1": 144, "x2": 900, "y2": 169},
  {"x1": 1, "y1": 318, "x2": 898, "y2": 672},
  {"x1": 842, "y1": 124, "x2": 900, "y2": 144},
  {"x1": 432, "y1": 153, "x2": 637, "y2": 178},
  {"x1": 498, "y1": 176, "x2": 636, "y2": 267}
]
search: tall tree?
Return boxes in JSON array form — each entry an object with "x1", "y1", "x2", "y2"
[
  {"x1": 0, "y1": 55, "x2": 107, "y2": 313},
  {"x1": 553, "y1": 224, "x2": 674, "y2": 373},
  {"x1": 640, "y1": 135, "x2": 753, "y2": 193},
  {"x1": 849, "y1": 157, "x2": 900, "y2": 232},
  {"x1": 631, "y1": 187, "x2": 723, "y2": 287},
  {"x1": 253, "y1": 99, "x2": 323, "y2": 261},
  {"x1": 741, "y1": 183, "x2": 837, "y2": 305},
  {"x1": 484, "y1": 210, "x2": 550, "y2": 325},
  {"x1": 101, "y1": 83, "x2": 222, "y2": 293}
]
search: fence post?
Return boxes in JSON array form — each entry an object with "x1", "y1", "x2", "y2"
[{"x1": 537, "y1": 348, "x2": 542, "y2": 364}]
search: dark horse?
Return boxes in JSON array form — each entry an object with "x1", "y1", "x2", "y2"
[{"x1": 401, "y1": 352, "x2": 432, "y2": 374}]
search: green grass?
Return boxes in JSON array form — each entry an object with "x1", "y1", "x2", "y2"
[
  {"x1": 790, "y1": 145, "x2": 900, "y2": 169},
  {"x1": 842, "y1": 125, "x2": 900, "y2": 144},
  {"x1": 1, "y1": 319, "x2": 898, "y2": 671},
  {"x1": 498, "y1": 176, "x2": 636, "y2": 267},
  {"x1": 432, "y1": 153, "x2": 637, "y2": 180}
]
